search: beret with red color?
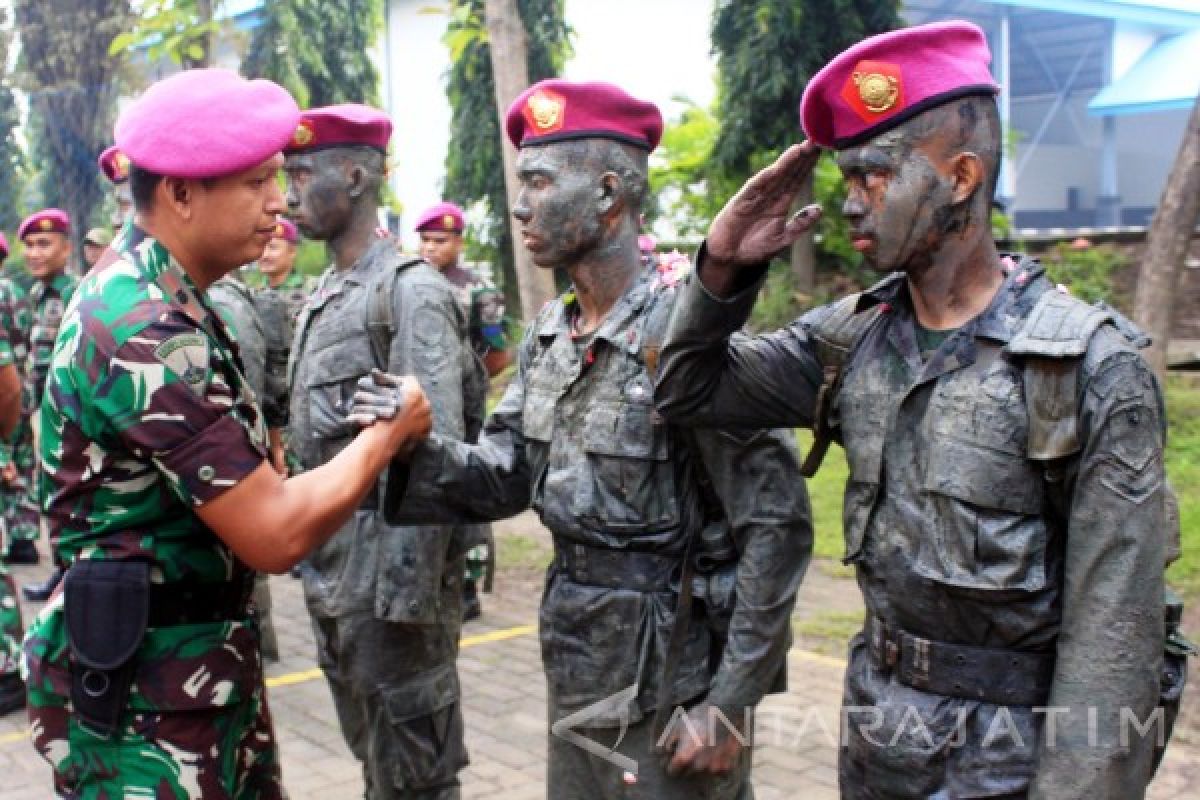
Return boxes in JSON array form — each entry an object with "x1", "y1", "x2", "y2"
[
  {"x1": 18, "y1": 209, "x2": 70, "y2": 240},
  {"x1": 0, "y1": 233, "x2": 7, "y2": 258},
  {"x1": 505, "y1": 79, "x2": 663, "y2": 151},
  {"x1": 98, "y1": 145, "x2": 132, "y2": 184},
  {"x1": 272, "y1": 218, "x2": 299, "y2": 243},
  {"x1": 415, "y1": 202, "x2": 465, "y2": 234},
  {"x1": 115, "y1": 68, "x2": 300, "y2": 179},
  {"x1": 284, "y1": 104, "x2": 392, "y2": 154},
  {"x1": 800, "y1": 20, "x2": 999, "y2": 150}
]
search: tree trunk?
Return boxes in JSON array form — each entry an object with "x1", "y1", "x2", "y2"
[
  {"x1": 484, "y1": 0, "x2": 556, "y2": 322},
  {"x1": 789, "y1": 171, "x2": 816, "y2": 294},
  {"x1": 1132, "y1": 95, "x2": 1200, "y2": 376},
  {"x1": 189, "y1": 0, "x2": 214, "y2": 68}
]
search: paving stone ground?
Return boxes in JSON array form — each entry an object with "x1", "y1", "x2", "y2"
[{"x1": 2, "y1": 512, "x2": 1197, "y2": 799}]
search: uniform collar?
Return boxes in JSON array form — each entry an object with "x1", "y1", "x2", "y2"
[
  {"x1": 124, "y1": 225, "x2": 221, "y2": 335},
  {"x1": 537, "y1": 268, "x2": 656, "y2": 355},
  {"x1": 337, "y1": 238, "x2": 393, "y2": 288}
]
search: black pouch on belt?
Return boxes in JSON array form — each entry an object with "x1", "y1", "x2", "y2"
[{"x1": 64, "y1": 560, "x2": 151, "y2": 738}]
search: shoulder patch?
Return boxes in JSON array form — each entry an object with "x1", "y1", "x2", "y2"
[{"x1": 153, "y1": 333, "x2": 210, "y2": 393}]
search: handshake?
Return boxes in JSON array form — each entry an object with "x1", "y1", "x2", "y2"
[{"x1": 347, "y1": 369, "x2": 434, "y2": 458}]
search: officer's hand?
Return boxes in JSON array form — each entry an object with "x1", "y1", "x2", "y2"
[
  {"x1": 660, "y1": 704, "x2": 746, "y2": 778},
  {"x1": 348, "y1": 369, "x2": 407, "y2": 426},
  {"x1": 705, "y1": 141, "x2": 823, "y2": 286}
]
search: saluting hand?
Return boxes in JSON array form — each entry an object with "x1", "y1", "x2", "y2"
[{"x1": 702, "y1": 141, "x2": 824, "y2": 296}]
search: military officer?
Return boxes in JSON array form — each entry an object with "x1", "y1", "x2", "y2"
[
  {"x1": 98, "y1": 144, "x2": 135, "y2": 230},
  {"x1": 0, "y1": 230, "x2": 25, "y2": 716},
  {"x1": 284, "y1": 104, "x2": 483, "y2": 799},
  {"x1": 0, "y1": 209, "x2": 76, "y2": 578},
  {"x1": 258, "y1": 217, "x2": 309, "y2": 321},
  {"x1": 654, "y1": 22, "x2": 1169, "y2": 799},
  {"x1": 354, "y1": 80, "x2": 812, "y2": 799},
  {"x1": 22, "y1": 68, "x2": 432, "y2": 799},
  {"x1": 414, "y1": 200, "x2": 509, "y2": 620}
]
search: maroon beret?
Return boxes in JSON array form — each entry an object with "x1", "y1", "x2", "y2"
[
  {"x1": 415, "y1": 202, "x2": 465, "y2": 234},
  {"x1": 18, "y1": 209, "x2": 70, "y2": 240},
  {"x1": 505, "y1": 79, "x2": 663, "y2": 151},
  {"x1": 285, "y1": 104, "x2": 392, "y2": 154},
  {"x1": 98, "y1": 145, "x2": 132, "y2": 184}
]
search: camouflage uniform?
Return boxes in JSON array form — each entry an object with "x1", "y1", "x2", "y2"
[
  {"x1": 441, "y1": 262, "x2": 508, "y2": 601},
  {"x1": 208, "y1": 277, "x2": 289, "y2": 661},
  {"x1": 289, "y1": 239, "x2": 480, "y2": 799},
  {"x1": 0, "y1": 278, "x2": 38, "y2": 548},
  {"x1": 0, "y1": 278, "x2": 25, "y2": 694},
  {"x1": 656, "y1": 258, "x2": 1167, "y2": 798},
  {"x1": 260, "y1": 270, "x2": 310, "y2": 476},
  {"x1": 23, "y1": 228, "x2": 283, "y2": 798},
  {"x1": 385, "y1": 271, "x2": 812, "y2": 799},
  {"x1": 266, "y1": 269, "x2": 312, "y2": 323}
]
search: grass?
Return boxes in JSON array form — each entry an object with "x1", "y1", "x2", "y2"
[
  {"x1": 494, "y1": 532, "x2": 553, "y2": 572},
  {"x1": 792, "y1": 610, "x2": 863, "y2": 658},
  {"x1": 797, "y1": 377, "x2": 1200, "y2": 598}
]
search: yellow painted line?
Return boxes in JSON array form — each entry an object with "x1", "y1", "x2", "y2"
[
  {"x1": 789, "y1": 648, "x2": 849, "y2": 670},
  {"x1": 0, "y1": 730, "x2": 26, "y2": 745},
  {"x1": 264, "y1": 623, "x2": 538, "y2": 690}
]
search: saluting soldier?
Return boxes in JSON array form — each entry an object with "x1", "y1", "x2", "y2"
[
  {"x1": 655, "y1": 21, "x2": 1172, "y2": 799},
  {"x1": 22, "y1": 68, "x2": 432, "y2": 798}
]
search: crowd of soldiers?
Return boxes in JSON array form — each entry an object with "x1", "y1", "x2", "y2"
[{"x1": 0, "y1": 17, "x2": 1189, "y2": 800}]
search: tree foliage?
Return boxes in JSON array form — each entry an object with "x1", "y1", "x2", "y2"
[
  {"x1": 442, "y1": 0, "x2": 571, "y2": 314},
  {"x1": 710, "y1": 0, "x2": 901, "y2": 184},
  {"x1": 243, "y1": 0, "x2": 383, "y2": 108},
  {"x1": 0, "y1": 7, "x2": 25, "y2": 232},
  {"x1": 16, "y1": 0, "x2": 133, "y2": 252},
  {"x1": 109, "y1": 0, "x2": 220, "y2": 68}
]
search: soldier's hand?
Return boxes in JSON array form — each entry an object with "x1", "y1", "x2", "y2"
[
  {"x1": 706, "y1": 141, "x2": 823, "y2": 281},
  {"x1": 0, "y1": 462, "x2": 15, "y2": 485},
  {"x1": 660, "y1": 704, "x2": 746, "y2": 778},
  {"x1": 350, "y1": 370, "x2": 432, "y2": 454}
]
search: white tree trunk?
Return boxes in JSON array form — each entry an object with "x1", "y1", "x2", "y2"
[{"x1": 484, "y1": 0, "x2": 557, "y2": 322}]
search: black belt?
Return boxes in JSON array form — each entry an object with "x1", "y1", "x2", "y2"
[
  {"x1": 866, "y1": 615, "x2": 1055, "y2": 706},
  {"x1": 147, "y1": 580, "x2": 254, "y2": 628},
  {"x1": 555, "y1": 543, "x2": 678, "y2": 593}
]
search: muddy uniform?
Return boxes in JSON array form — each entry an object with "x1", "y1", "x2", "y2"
[
  {"x1": 656, "y1": 258, "x2": 1166, "y2": 798},
  {"x1": 23, "y1": 228, "x2": 282, "y2": 797},
  {"x1": 289, "y1": 239, "x2": 478, "y2": 798},
  {"x1": 384, "y1": 271, "x2": 812, "y2": 799}
]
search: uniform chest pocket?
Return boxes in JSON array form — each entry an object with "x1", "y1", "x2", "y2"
[
  {"x1": 522, "y1": 385, "x2": 557, "y2": 443},
  {"x1": 920, "y1": 434, "x2": 1048, "y2": 593},
  {"x1": 304, "y1": 339, "x2": 375, "y2": 441},
  {"x1": 574, "y1": 400, "x2": 679, "y2": 533}
]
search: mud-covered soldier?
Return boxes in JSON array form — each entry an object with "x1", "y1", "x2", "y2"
[
  {"x1": 22, "y1": 69, "x2": 432, "y2": 799},
  {"x1": 2, "y1": 209, "x2": 78, "y2": 580},
  {"x1": 655, "y1": 22, "x2": 1170, "y2": 799},
  {"x1": 0, "y1": 230, "x2": 26, "y2": 717},
  {"x1": 415, "y1": 200, "x2": 509, "y2": 621},
  {"x1": 284, "y1": 104, "x2": 482, "y2": 799},
  {"x1": 354, "y1": 80, "x2": 812, "y2": 800}
]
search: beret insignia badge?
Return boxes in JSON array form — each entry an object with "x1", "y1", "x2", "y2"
[
  {"x1": 524, "y1": 89, "x2": 566, "y2": 136},
  {"x1": 841, "y1": 60, "x2": 905, "y2": 124},
  {"x1": 113, "y1": 151, "x2": 131, "y2": 180},
  {"x1": 442, "y1": 214, "x2": 456, "y2": 230},
  {"x1": 291, "y1": 120, "x2": 315, "y2": 148},
  {"x1": 38, "y1": 219, "x2": 54, "y2": 232}
]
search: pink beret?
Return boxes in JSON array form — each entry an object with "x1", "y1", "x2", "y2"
[
  {"x1": 415, "y1": 202, "x2": 465, "y2": 234},
  {"x1": 272, "y1": 218, "x2": 298, "y2": 243},
  {"x1": 506, "y1": 79, "x2": 663, "y2": 152},
  {"x1": 98, "y1": 145, "x2": 131, "y2": 184},
  {"x1": 637, "y1": 234, "x2": 657, "y2": 253},
  {"x1": 0, "y1": 233, "x2": 7, "y2": 257},
  {"x1": 284, "y1": 104, "x2": 392, "y2": 154},
  {"x1": 115, "y1": 68, "x2": 300, "y2": 179},
  {"x1": 18, "y1": 209, "x2": 70, "y2": 240},
  {"x1": 800, "y1": 21, "x2": 999, "y2": 149}
]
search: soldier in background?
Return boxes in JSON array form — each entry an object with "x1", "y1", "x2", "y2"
[
  {"x1": 414, "y1": 200, "x2": 508, "y2": 620},
  {"x1": 81, "y1": 228, "x2": 113, "y2": 273},
  {"x1": 0, "y1": 230, "x2": 24, "y2": 716},
  {"x1": 258, "y1": 217, "x2": 309, "y2": 321},
  {"x1": 285, "y1": 104, "x2": 483, "y2": 799}
]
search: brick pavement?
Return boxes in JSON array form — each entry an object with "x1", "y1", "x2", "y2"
[{"x1": 2, "y1": 520, "x2": 1198, "y2": 798}]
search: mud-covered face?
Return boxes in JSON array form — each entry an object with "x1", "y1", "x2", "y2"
[
  {"x1": 284, "y1": 151, "x2": 354, "y2": 242},
  {"x1": 837, "y1": 126, "x2": 960, "y2": 274},
  {"x1": 511, "y1": 143, "x2": 606, "y2": 269}
]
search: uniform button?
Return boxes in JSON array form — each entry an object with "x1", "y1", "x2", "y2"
[
  {"x1": 408, "y1": 600, "x2": 421, "y2": 614},
  {"x1": 198, "y1": 465, "x2": 216, "y2": 482}
]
